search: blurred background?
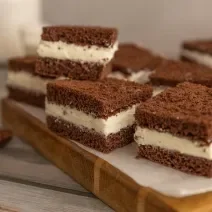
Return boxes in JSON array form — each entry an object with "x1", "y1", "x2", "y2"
[
  {"x1": 0, "y1": 1, "x2": 212, "y2": 211},
  {"x1": 1, "y1": 0, "x2": 212, "y2": 61},
  {"x1": 43, "y1": 0, "x2": 212, "y2": 57}
]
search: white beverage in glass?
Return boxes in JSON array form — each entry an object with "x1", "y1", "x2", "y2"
[{"x1": 0, "y1": 0, "x2": 42, "y2": 61}]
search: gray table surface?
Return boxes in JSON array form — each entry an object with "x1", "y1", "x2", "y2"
[{"x1": 0, "y1": 70, "x2": 113, "y2": 212}]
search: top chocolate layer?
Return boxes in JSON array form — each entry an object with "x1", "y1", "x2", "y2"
[
  {"x1": 41, "y1": 26, "x2": 118, "y2": 48},
  {"x1": 112, "y1": 43, "x2": 164, "y2": 75},
  {"x1": 150, "y1": 60, "x2": 212, "y2": 87},
  {"x1": 8, "y1": 56, "x2": 56, "y2": 80},
  {"x1": 47, "y1": 78, "x2": 152, "y2": 118},
  {"x1": 8, "y1": 56, "x2": 37, "y2": 73},
  {"x1": 135, "y1": 82, "x2": 212, "y2": 143},
  {"x1": 183, "y1": 39, "x2": 212, "y2": 55}
]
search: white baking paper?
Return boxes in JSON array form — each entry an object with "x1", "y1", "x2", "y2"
[{"x1": 16, "y1": 102, "x2": 212, "y2": 197}]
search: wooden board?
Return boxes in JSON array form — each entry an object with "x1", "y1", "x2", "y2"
[{"x1": 2, "y1": 98, "x2": 212, "y2": 212}]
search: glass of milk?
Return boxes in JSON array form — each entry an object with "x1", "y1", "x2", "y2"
[{"x1": 0, "y1": 0, "x2": 43, "y2": 61}]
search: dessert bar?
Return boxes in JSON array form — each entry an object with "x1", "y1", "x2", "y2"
[
  {"x1": 181, "y1": 39, "x2": 212, "y2": 69},
  {"x1": 36, "y1": 26, "x2": 118, "y2": 80},
  {"x1": 46, "y1": 79, "x2": 152, "y2": 153},
  {"x1": 109, "y1": 43, "x2": 163, "y2": 83},
  {"x1": 7, "y1": 56, "x2": 56, "y2": 108},
  {"x1": 135, "y1": 82, "x2": 212, "y2": 177},
  {"x1": 150, "y1": 60, "x2": 212, "y2": 95}
]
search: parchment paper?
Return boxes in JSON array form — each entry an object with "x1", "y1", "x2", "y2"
[{"x1": 16, "y1": 102, "x2": 212, "y2": 198}]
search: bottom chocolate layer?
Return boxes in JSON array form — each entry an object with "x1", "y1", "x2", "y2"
[
  {"x1": 138, "y1": 145, "x2": 212, "y2": 177},
  {"x1": 8, "y1": 86, "x2": 45, "y2": 108},
  {"x1": 47, "y1": 116, "x2": 134, "y2": 153},
  {"x1": 180, "y1": 55, "x2": 196, "y2": 63},
  {"x1": 36, "y1": 58, "x2": 112, "y2": 80}
]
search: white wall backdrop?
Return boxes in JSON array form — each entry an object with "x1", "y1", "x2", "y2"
[{"x1": 43, "y1": 0, "x2": 212, "y2": 57}]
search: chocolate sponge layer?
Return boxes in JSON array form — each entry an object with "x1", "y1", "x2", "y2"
[
  {"x1": 8, "y1": 56, "x2": 37, "y2": 73},
  {"x1": 138, "y1": 145, "x2": 212, "y2": 177},
  {"x1": 41, "y1": 26, "x2": 118, "y2": 47},
  {"x1": 36, "y1": 58, "x2": 112, "y2": 80},
  {"x1": 112, "y1": 43, "x2": 164, "y2": 74},
  {"x1": 150, "y1": 60, "x2": 212, "y2": 87},
  {"x1": 135, "y1": 82, "x2": 212, "y2": 144},
  {"x1": 8, "y1": 86, "x2": 45, "y2": 108},
  {"x1": 183, "y1": 40, "x2": 212, "y2": 55},
  {"x1": 46, "y1": 79, "x2": 152, "y2": 118},
  {"x1": 47, "y1": 116, "x2": 134, "y2": 153}
]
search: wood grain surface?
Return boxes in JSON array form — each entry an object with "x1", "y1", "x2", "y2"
[
  {"x1": 0, "y1": 70, "x2": 112, "y2": 212},
  {"x1": 2, "y1": 98, "x2": 212, "y2": 212},
  {"x1": 0, "y1": 126, "x2": 112, "y2": 212}
]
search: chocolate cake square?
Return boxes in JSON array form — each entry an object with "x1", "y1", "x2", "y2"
[
  {"x1": 36, "y1": 26, "x2": 118, "y2": 80},
  {"x1": 135, "y1": 82, "x2": 212, "y2": 177},
  {"x1": 150, "y1": 60, "x2": 212, "y2": 95},
  {"x1": 46, "y1": 79, "x2": 152, "y2": 153},
  {"x1": 181, "y1": 39, "x2": 212, "y2": 69},
  {"x1": 109, "y1": 43, "x2": 164, "y2": 84},
  {"x1": 7, "y1": 56, "x2": 58, "y2": 108}
]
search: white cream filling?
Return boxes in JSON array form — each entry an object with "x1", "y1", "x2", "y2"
[
  {"x1": 37, "y1": 40, "x2": 118, "y2": 64},
  {"x1": 153, "y1": 86, "x2": 168, "y2": 96},
  {"x1": 45, "y1": 102, "x2": 137, "y2": 136},
  {"x1": 181, "y1": 49, "x2": 212, "y2": 69},
  {"x1": 129, "y1": 70, "x2": 152, "y2": 83},
  {"x1": 134, "y1": 126, "x2": 212, "y2": 160},
  {"x1": 108, "y1": 71, "x2": 127, "y2": 81},
  {"x1": 108, "y1": 69, "x2": 152, "y2": 84},
  {"x1": 7, "y1": 71, "x2": 57, "y2": 94}
]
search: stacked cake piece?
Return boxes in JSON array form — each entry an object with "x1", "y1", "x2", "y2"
[
  {"x1": 36, "y1": 26, "x2": 118, "y2": 80},
  {"x1": 7, "y1": 25, "x2": 119, "y2": 108},
  {"x1": 181, "y1": 39, "x2": 212, "y2": 69},
  {"x1": 46, "y1": 79, "x2": 152, "y2": 153},
  {"x1": 7, "y1": 56, "x2": 56, "y2": 108},
  {"x1": 135, "y1": 82, "x2": 212, "y2": 177},
  {"x1": 150, "y1": 60, "x2": 212, "y2": 95},
  {"x1": 109, "y1": 43, "x2": 164, "y2": 83}
]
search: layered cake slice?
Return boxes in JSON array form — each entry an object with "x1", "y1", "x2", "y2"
[
  {"x1": 7, "y1": 56, "x2": 57, "y2": 108},
  {"x1": 181, "y1": 39, "x2": 212, "y2": 69},
  {"x1": 109, "y1": 43, "x2": 164, "y2": 83},
  {"x1": 46, "y1": 79, "x2": 152, "y2": 153},
  {"x1": 135, "y1": 82, "x2": 212, "y2": 177},
  {"x1": 36, "y1": 26, "x2": 118, "y2": 80},
  {"x1": 150, "y1": 60, "x2": 212, "y2": 95}
]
